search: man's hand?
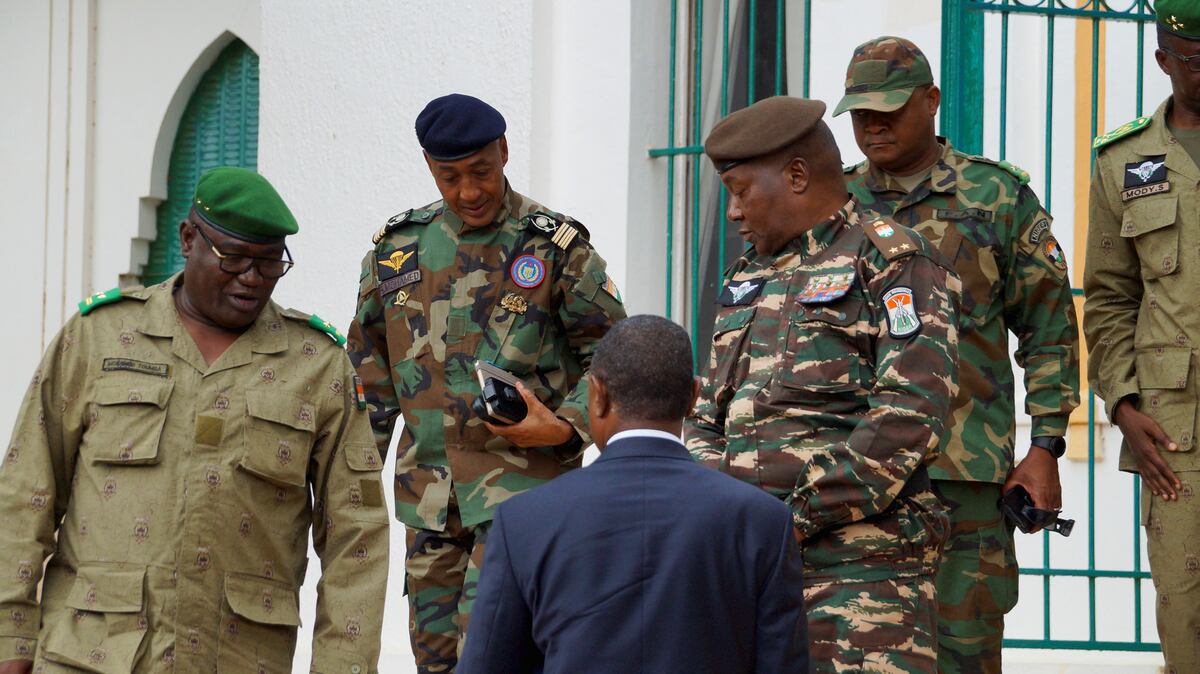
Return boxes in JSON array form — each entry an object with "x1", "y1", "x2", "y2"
[
  {"x1": 0, "y1": 659, "x2": 34, "y2": 674},
  {"x1": 1113, "y1": 399, "x2": 1181, "y2": 500},
  {"x1": 1003, "y1": 443, "x2": 1063, "y2": 524},
  {"x1": 484, "y1": 381, "x2": 576, "y2": 448}
]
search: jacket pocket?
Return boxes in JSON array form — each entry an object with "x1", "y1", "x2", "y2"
[
  {"x1": 778, "y1": 300, "x2": 866, "y2": 394},
  {"x1": 1121, "y1": 196, "x2": 1179, "y2": 280},
  {"x1": 707, "y1": 306, "x2": 756, "y2": 398},
  {"x1": 85, "y1": 380, "x2": 173, "y2": 465},
  {"x1": 1136, "y1": 347, "x2": 1196, "y2": 452},
  {"x1": 239, "y1": 391, "x2": 316, "y2": 488},
  {"x1": 218, "y1": 572, "x2": 301, "y2": 673},
  {"x1": 42, "y1": 566, "x2": 147, "y2": 673}
]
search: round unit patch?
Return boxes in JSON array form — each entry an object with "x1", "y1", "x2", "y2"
[{"x1": 510, "y1": 254, "x2": 547, "y2": 289}]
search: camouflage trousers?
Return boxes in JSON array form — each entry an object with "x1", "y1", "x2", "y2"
[
  {"x1": 404, "y1": 493, "x2": 490, "y2": 674},
  {"x1": 1142, "y1": 472, "x2": 1200, "y2": 674},
  {"x1": 804, "y1": 574, "x2": 939, "y2": 673},
  {"x1": 931, "y1": 480, "x2": 1018, "y2": 674}
]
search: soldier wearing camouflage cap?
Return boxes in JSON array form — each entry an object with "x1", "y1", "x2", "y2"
[
  {"x1": 1085, "y1": 2, "x2": 1200, "y2": 670},
  {"x1": 837, "y1": 36, "x2": 1081, "y2": 674},
  {"x1": 347, "y1": 93, "x2": 625, "y2": 673},
  {"x1": 686, "y1": 96, "x2": 961, "y2": 673},
  {"x1": 0, "y1": 167, "x2": 389, "y2": 674}
]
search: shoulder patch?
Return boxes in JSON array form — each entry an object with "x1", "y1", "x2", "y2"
[
  {"x1": 521, "y1": 212, "x2": 590, "y2": 251},
  {"x1": 372, "y1": 204, "x2": 440, "y2": 245},
  {"x1": 282, "y1": 308, "x2": 347, "y2": 346},
  {"x1": 997, "y1": 160, "x2": 1031, "y2": 185},
  {"x1": 862, "y1": 218, "x2": 919, "y2": 261},
  {"x1": 79, "y1": 287, "x2": 125, "y2": 316},
  {"x1": 1093, "y1": 116, "x2": 1152, "y2": 151},
  {"x1": 307, "y1": 314, "x2": 347, "y2": 346}
]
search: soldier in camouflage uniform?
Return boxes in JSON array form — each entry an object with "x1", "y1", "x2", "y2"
[
  {"x1": 836, "y1": 36, "x2": 1081, "y2": 674},
  {"x1": 347, "y1": 94, "x2": 625, "y2": 673},
  {"x1": 686, "y1": 96, "x2": 960, "y2": 673},
  {"x1": 0, "y1": 167, "x2": 388, "y2": 674},
  {"x1": 1084, "y1": 3, "x2": 1200, "y2": 670}
]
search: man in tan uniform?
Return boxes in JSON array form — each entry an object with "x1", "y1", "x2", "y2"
[
  {"x1": 0, "y1": 167, "x2": 388, "y2": 673},
  {"x1": 1084, "y1": 2, "x2": 1200, "y2": 670}
]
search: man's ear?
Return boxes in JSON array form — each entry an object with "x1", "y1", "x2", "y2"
[
  {"x1": 178, "y1": 220, "x2": 194, "y2": 258},
  {"x1": 786, "y1": 157, "x2": 810, "y2": 194},
  {"x1": 498, "y1": 135, "x2": 509, "y2": 167},
  {"x1": 590, "y1": 373, "x2": 611, "y2": 419},
  {"x1": 926, "y1": 85, "x2": 942, "y2": 117},
  {"x1": 687, "y1": 376, "x2": 702, "y2": 417}
]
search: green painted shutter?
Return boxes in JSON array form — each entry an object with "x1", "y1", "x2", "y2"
[{"x1": 142, "y1": 40, "x2": 259, "y2": 285}]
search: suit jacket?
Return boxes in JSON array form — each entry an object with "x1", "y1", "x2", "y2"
[{"x1": 458, "y1": 435, "x2": 808, "y2": 674}]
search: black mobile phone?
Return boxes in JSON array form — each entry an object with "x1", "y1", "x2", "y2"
[{"x1": 471, "y1": 361, "x2": 528, "y2": 426}]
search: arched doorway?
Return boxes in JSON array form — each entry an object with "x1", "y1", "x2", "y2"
[{"x1": 142, "y1": 39, "x2": 259, "y2": 284}]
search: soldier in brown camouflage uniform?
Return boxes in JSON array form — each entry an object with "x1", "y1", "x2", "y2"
[
  {"x1": 347, "y1": 94, "x2": 625, "y2": 673},
  {"x1": 686, "y1": 96, "x2": 961, "y2": 673},
  {"x1": 0, "y1": 168, "x2": 388, "y2": 674},
  {"x1": 837, "y1": 37, "x2": 1081, "y2": 674}
]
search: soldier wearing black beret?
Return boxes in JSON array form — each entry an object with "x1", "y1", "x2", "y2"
[
  {"x1": 686, "y1": 96, "x2": 962, "y2": 674},
  {"x1": 347, "y1": 94, "x2": 626, "y2": 672}
]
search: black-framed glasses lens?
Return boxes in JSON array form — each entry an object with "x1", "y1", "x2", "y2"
[{"x1": 217, "y1": 256, "x2": 293, "y2": 279}]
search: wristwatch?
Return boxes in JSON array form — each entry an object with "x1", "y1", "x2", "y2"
[{"x1": 1031, "y1": 435, "x2": 1066, "y2": 459}]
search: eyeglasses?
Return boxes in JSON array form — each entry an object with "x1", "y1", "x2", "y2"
[
  {"x1": 190, "y1": 222, "x2": 295, "y2": 279},
  {"x1": 1162, "y1": 45, "x2": 1200, "y2": 73}
]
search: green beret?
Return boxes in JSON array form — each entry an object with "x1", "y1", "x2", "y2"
[
  {"x1": 703, "y1": 96, "x2": 827, "y2": 173},
  {"x1": 1159, "y1": 0, "x2": 1200, "y2": 40},
  {"x1": 192, "y1": 167, "x2": 298, "y2": 243}
]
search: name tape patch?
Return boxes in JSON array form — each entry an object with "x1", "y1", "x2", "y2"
[{"x1": 102, "y1": 358, "x2": 169, "y2": 378}]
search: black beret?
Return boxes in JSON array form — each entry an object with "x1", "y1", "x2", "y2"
[
  {"x1": 704, "y1": 96, "x2": 827, "y2": 173},
  {"x1": 415, "y1": 93, "x2": 507, "y2": 161}
]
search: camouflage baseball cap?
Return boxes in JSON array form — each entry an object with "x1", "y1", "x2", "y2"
[
  {"x1": 1158, "y1": 0, "x2": 1200, "y2": 40},
  {"x1": 833, "y1": 36, "x2": 934, "y2": 117}
]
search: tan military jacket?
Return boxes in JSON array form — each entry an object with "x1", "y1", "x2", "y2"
[
  {"x1": 0, "y1": 274, "x2": 388, "y2": 673},
  {"x1": 1085, "y1": 97, "x2": 1200, "y2": 473}
]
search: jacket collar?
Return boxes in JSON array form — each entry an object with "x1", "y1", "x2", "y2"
[{"x1": 594, "y1": 436, "x2": 694, "y2": 463}]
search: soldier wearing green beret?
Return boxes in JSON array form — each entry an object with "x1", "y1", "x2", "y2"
[
  {"x1": 686, "y1": 95, "x2": 961, "y2": 674},
  {"x1": 1084, "y1": 2, "x2": 1200, "y2": 670},
  {"x1": 837, "y1": 36, "x2": 1081, "y2": 674},
  {"x1": 0, "y1": 167, "x2": 388, "y2": 674},
  {"x1": 347, "y1": 94, "x2": 625, "y2": 672}
]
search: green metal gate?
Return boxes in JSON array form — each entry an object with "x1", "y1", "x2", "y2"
[
  {"x1": 142, "y1": 39, "x2": 260, "y2": 285},
  {"x1": 649, "y1": 0, "x2": 1162, "y2": 654}
]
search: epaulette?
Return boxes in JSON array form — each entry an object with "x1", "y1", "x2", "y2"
[
  {"x1": 1093, "y1": 115, "x2": 1152, "y2": 151},
  {"x1": 967, "y1": 154, "x2": 1030, "y2": 185},
  {"x1": 282, "y1": 308, "x2": 347, "y2": 346},
  {"x1": 521, "y1": 212, "x2": 590, "y2": 251},
  {"x1": 372, "y1": 206, "x2": 439, "y2": 245},
  {"x1": 79, "y1": 287, "x2": 124, "y2": 316},
  {"x1": 862, "y1": 218, "x2": 919, "y2": 262}
]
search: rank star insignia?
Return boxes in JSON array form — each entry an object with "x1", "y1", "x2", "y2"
[
  {"x1": 1127, "y1": 160, "x2": 1165, "y2": 183},
  {"x1": 900, "y1": 243, "x2": 912, "y2": 251},
  {"x1": 500, "y1": 292, "x2": 529, "y2": 315}
]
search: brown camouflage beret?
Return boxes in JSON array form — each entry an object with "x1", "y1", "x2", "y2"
[{"x1": 704, "y1": 96, "x2": 827, "y2": 173}]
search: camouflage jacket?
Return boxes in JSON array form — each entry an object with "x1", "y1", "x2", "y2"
[
  {"x1": 1085, "y1": 98, "x2": 1200, "y2": 473},
  {"x1": 0, "y1": 274, "x2": 388, "y2": 673},
  {"x1": 347, "y1": 187, "x2": 625, "y2": 532},
  {"x1": 685, "y1": 200, "x2": 960, "y2": 582},
  {"x1": 847, "y1": 139, "x2": 1080, "y2": 483}
]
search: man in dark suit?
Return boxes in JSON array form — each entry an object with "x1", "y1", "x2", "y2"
[{"x1": 458, "y1": 314, "x2": 807, "y2": 674}]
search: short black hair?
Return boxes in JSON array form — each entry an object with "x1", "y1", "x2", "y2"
[{"x1": 591, "y1": 315, "x2": 695, "y2": 422}]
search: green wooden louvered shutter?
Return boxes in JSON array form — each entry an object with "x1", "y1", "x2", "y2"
[{"x1": 142, "y1": 40, "x2": 259, "y2": 285}]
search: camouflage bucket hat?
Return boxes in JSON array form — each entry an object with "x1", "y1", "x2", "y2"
[{"x1": 833, "y1": 36, "x2": 934, "y2": 117}]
